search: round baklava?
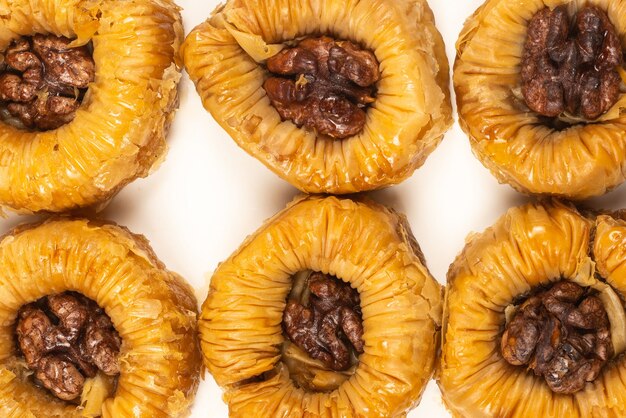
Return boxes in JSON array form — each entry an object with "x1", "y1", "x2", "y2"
[
  {"x1": 0, "y1": 0, "x2": 183, "y2": 213},
  {"x1": 0, "y1": 218, "x2": 201, "y2": 417},
  {"x1": 183, "y1": 0, "x2": 452, "y2": 194},
  {"x1": 200, "y1": 195, "x2": 443, "y2": 417},
  {"x1": 455, "y1": 0, "x2": 626, "y2": 199},
  {"x1": 440, "y1": 200, "x2": 626, "y2": 416}
]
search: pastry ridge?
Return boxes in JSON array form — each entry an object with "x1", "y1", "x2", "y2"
[
  {"x1": 0, "y1": 217, "x2": 201, "y2": 417},
  {"x1": 439, "y1": 200, "x2": 626, "y2": 417},
  {"x1": 200, "y1": 195, "x2": 442, "y2": 417},
  {"x1": 0, "y1": 0, "x2": 183, "y2": 213},
  {"x1": 454, "y1": 0, "x2": 626, "y2": 199},
  {"x1": 183, "y1": 0, "x2": 452, "y2": 194}
]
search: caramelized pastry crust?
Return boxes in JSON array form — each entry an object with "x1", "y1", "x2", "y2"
[
  {"x1": 440, "y1": 201, "x2": 626, "y2": 417},
  {"x1": 0, "y1": 218, "x2": 201, "y2": 417},
  {"x1": 455, "y1": 1, "x2": 626, "y2": 199},
  {"x1": 0, "y1": 0, "x2": 183, "y2": 213},
  {"x1": 200, "y1": 196, "x2": 442, "y2": 417},
  {"x1": 183, "y1": 0, "x2": 452, "y2": 194}
]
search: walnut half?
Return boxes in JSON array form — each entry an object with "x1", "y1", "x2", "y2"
[
  {"x1": 501, "y1": 281, "x2": 613, "y2": 394},
  {"x1": 521, "y1": 5, "x2": 623, "y2": 120},
  {"x1": 0, "y1": 34, "x2": 95, "y2": 131},
  {"x1": 264, "y1": 36, "x2": 380, "y2": 139},
  {"x1": 282, "y1": 271, "x2": 364, "y2": 371},
  {"x1": 15, "y1": 292, "x2": 121, "y2": 401}
]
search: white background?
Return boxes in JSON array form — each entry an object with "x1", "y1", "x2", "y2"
[{"x1": 3, "y1": 0, "x2": 626, "y2": 416}]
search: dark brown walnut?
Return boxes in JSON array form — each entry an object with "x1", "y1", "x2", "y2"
[
  {"x1": 15, "y1": 292, "x2": 121, "y2": 401},
  {"x1": 501, "y1": 281, "x2": 613, "y2": 394},
  {"x1": 283, "y1": 272, "x2": 364, "y2": 371},
  {"x1": 264, "y1": 36, "x2": 380, "y2": 139},
  {"x1": 0, "y1": 34, "x2": 95, "y2": 131},
  {"x1": 521, "y1": 5, "x2": 623, "y2": 120}
]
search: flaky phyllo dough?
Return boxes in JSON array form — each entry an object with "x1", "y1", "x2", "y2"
[
  {"x1": 0, "y1": 0, "x2": 183, "y2": 213},
  {"x1": 439, "y1": 200, "x2": 626, "y2": 417},
  {"x1": 455, "y1": 0, "x2": 626, "y2": 199},
  {"x1": 182, "y1": 0, "x2": 452, "y2": 194},
  {"x1": 200, "y1": 196, "x2": 443, "y2": 417},
  {"x1": 0, "y1": 219, "x2": 201, "y2": 417}
]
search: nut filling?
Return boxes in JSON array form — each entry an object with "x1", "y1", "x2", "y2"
[
  {"x1": 0, "y1": 34, "x2": 95, "y2": 131},
  {"x1": 283, "y1": 271, "x2": 364, "y2": 371},
  {"x1": 501, "y1": 281, "x2": 613, "y2": 394},
  {"x1": 264, "y1": 36, "x2": 380, "y2": 139},
  {"x1": 15, "y1": 292, "x2": 121, "y2": 401},
  {"x1": 521, "y1": 5, "x2": 623, "y2": 120}
]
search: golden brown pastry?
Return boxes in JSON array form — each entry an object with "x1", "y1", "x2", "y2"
[
  {"x1": 200, "y1": 195, "x2": 443, "y2": 417},
  {"x1": 0, "y1": 218, "x2": 201, "y2": 417},
  {"x1": 439, "y1": 200, "x2": 626, "y2": 417},
  {"x1": 0, "y1": 0, "x2": 183, "y2": 213},
  {"x1": 183, "y1": 0, "x2": 452, "y2": 194},
  {"x1": 455, "y1": 0, "x2": 626, "y2": 199}
]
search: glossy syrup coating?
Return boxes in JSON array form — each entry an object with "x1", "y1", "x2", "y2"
[
  {"x1": 454, "y1": 0, "x2": 626, "y2": 199},
  {"x1": 0, "y1": 218, "x2": 202, "y2": 417},
  {"x1": 440, "y1": 201, "x2": 626, "y2": 417},
  {"x1": 0, "y1": 0, "x2": 184, "y2": 213},
  {"x1": 183, "y1": 0, "x2": 452, "y2": 194},
  {"x1": 200, "y1": 196, "x2": 442, "y2": 417}
]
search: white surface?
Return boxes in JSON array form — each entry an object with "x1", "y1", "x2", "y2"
[{"x1": 3, "y1": 0, "x2": 626, "y2": 416}]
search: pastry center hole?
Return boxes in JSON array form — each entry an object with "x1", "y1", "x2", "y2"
[
  {"x1": 0, "y1": 34, "x2": 95, "y2": 131},
  {"x1": 15, "y1": 291, "x2": 121, "y2": 403},
  {"x1": 281, "y1": 270, "x2": 363, "y2": 392},
  {"x1": 521, "y1": 5, "x2": 624, "y2": 122},
  {"x1": 501, "y1": 281, "x2": 612, "y2": 394},
  {"x1": 263, "y1": 36, "x2": 380, "y2": 139}
]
